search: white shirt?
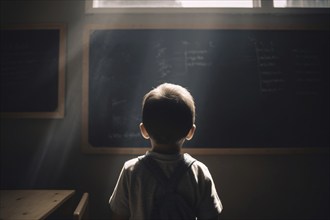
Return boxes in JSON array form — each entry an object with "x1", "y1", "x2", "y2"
[{"x1": 109, "y1": 151, "x2": 223, "y2": 220}]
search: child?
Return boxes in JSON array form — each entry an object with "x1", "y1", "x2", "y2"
[{"x1": 109, "y1": 83, "x2": 223, "y2": 220}]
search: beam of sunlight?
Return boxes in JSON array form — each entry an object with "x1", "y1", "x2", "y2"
[{"x1": 27, "y1": 22, "x2": 84, "y2": 187}]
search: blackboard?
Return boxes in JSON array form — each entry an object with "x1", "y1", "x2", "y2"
[
  {"x1": 82, "y1": 25, "x2": 329, "y2": 154},
  {"x1": 0, "y1": 25, "x2": 66, "y2": 118}
]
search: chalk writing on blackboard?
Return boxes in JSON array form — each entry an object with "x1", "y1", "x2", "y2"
[
  {"x1": 153, "y1": 40, "x2": 213, "y2": 78},
  {"x1": 153, "y1": 43, "x2": 178, "y2": 77},
  {"x1": 292, "y1": 49, "x2": 322, "y2": 95},
  {"x1": 186, "y1": 49, "x2": 212, "y2": 67},
  {"x1": 83, "y1": 27, "x2": 330, "y2": 153},
  {"x1": 255, "y1": 41, "x2": 286, "y2": 94},
  {"x1": 183, "y1": 41, "x2": 213, "y2": 69}
]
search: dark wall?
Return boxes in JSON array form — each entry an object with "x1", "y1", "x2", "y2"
[{"x1": 1, "y1": 1, "x2": 329, "y2": 219}]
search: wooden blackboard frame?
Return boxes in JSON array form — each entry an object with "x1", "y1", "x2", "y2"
[
  {"x1": 82, "y1": 24, "x2": 329, "y2": 155},
  {"x1": 0, "y1": 24, "x2": 66, "y2": 119}
]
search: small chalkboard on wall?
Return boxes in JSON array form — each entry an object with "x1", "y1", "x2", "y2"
[
  {"x1": 82, "y1": 24, "x2": 329, "y2": 155},
  {"x1": 0, "y1": 24, "x2": 66, "y2": 118}
]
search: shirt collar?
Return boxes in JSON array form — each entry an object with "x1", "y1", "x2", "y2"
[{"x1": 146, "y1": 151, "x2": 183, "y2": 161}]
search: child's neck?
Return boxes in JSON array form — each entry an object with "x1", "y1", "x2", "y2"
[{"x1": 150, "y1": 140, "x2": 184, "y2": 155}]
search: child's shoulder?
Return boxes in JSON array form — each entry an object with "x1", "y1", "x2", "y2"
[
  {"x1": 123, "y1": 157, "x2": 140, "y2": 171},
  {"x1": 184, "y1": 153, "x2": 206, "y2": 167},
  {"x1": 185, "y1": 153, "x2": 213, "y2": 177}
]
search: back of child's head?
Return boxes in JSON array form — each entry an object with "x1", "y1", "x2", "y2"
[{"x1": 142, "y1": 83, "x2": 195, "y2": 144}]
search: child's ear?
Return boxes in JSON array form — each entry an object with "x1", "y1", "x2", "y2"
[
  {"x1": 186, "y1": 124, "x2": 196, "y2": 141},
  {"x1": 139, "y1": 123, "x2": 150, "y2": 139}
]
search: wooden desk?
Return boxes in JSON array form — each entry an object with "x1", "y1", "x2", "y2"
[{"x1": 0, "y1": 190, "x2": 75, "y2": 220}]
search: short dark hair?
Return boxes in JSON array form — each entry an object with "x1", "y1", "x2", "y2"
[{"x1": 142, "y1": 83, "x2": 195, "y2": 144}]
